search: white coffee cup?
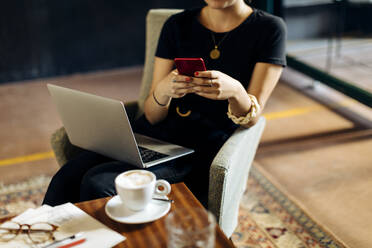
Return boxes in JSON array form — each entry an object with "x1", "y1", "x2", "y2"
[{"x1": 115, "y1": 170, "x2": 171, "y2": 211}]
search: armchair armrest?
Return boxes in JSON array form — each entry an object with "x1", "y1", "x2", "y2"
[
  {"x1": 208, "y1": 117, "x2": 266, "y2": 237},
  {"x1": 50, "y1": 127, "x2": 84, "y2": 167}
]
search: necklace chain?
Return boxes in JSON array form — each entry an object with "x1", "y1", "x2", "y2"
[
  {"x1": 211, "y1": 31, "x2": 230, "y2": 48},
  {"x1": 205, "y1": 6, "x2": 252, "y2": 59},
  {"x1": 209, "y1": 31, "x2": 230, "y2": 60},
  {"x1": 206, "y1": 8, "x2": 230, "y2": 60}
]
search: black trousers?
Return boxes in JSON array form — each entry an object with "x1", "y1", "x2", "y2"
[
  {"x1": 42, "y1": 149, "x2": 199, "y2": 206},
  {"x1": 43, "y1": 115, "x2": 230, "y2": 207}
]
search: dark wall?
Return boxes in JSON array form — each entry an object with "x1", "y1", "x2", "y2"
[
  {"x1": 0, "y1": 0, "x2": 201, "y2": 83},
  {"x1": 1, "y1": 1, "x2": 370, "y2": 84},
  {"x1": 284, "y1": 3, "x2": 372, "y2": 39},
  {"x1": 284, "y1": 4, "x2": 339, "y2": 39}
]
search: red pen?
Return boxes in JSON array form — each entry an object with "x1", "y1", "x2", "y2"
[{"x1": 57, "y1": 238, "x2": 86, "y2": 248}]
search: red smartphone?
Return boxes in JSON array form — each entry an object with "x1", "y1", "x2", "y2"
[{"x1": 174, "y1": 58, "x2": 206, "y2": 77}]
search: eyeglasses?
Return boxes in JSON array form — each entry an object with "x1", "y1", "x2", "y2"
[{"x1": 0, "y1": 221, "x2": 59, "y2": 245}]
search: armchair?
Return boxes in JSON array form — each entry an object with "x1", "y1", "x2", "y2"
[{"x1": 50, "y1": 9, "x2": 266, "y2": 238}]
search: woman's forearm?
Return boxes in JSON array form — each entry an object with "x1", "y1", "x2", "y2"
[
  {"x1": 144, "y1": 87, "x2": 171, "y2": 124},
  {"x1": 228, "y1": 83, "x2": 252, "y2": 117},
  {"x1": 143, "y1": 57, "x2": 175, "y2": 124},
  {"x1": 227, "y1": 85, "x2": 263, "y2": 128},
  {"x1": 227, "y1": 63, "x2": 283, "y2": 128}
]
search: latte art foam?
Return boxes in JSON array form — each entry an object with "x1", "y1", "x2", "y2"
[{"x1": 120, "y1": 172, "x2": 153, "y2": 187}]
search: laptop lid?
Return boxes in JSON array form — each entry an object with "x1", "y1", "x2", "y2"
[{"x1": 47, "y1": 84, "x2": 193, "y2": 168}]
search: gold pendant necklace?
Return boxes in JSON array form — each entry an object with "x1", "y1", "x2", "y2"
[
  {"x1": 210, "y1": 32, "x2": 230, "y2": 60},
  {"x1": 205, "y1": 8, "x2": 230, "y2": 60},
  {"x1": 210, "y1": 45, "x2": 220, "y2": 60}
]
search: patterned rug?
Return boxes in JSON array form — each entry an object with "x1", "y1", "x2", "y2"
[
  {"x1": 0, "y1": 166, "x2": 345, "y2": 248},
  {"x1": 232, "y1": 166, "x2": 346, "y2": 248},
  {"x1": 0, "y1": 175, "x2": 51, "y2": 217}
]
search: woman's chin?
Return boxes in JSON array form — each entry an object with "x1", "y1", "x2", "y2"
[{"x1": 205, "y1": 0, "x2": 236, "y2": 9}]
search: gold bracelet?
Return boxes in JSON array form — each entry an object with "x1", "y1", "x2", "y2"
[
  {"x1": 152, "y1": 91, "x2": 167, "y2": 107},
  {"x1": 176, "y1": 106, "x2": 191, "y2": 117},
  {"x1": 227, "y1": 94, "x2": 261, "y2": 125}
]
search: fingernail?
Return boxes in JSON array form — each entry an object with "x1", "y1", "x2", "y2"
[{"x1": 195, "y1": 72, "x2": 199, "y2": 76}]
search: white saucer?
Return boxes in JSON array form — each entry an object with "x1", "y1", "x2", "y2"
[{"x1": 105, "y1": 195, "x2": 171, "y2": 224}]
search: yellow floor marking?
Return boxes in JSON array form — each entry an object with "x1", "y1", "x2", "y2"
[
  {"x1": 264, "y1": 105, "x2": 322, "y2": 120},
  {"x1": 0, "y1": 99, "x2": 356, "y2": 167},
  {"x1": 0, "y1": 151, "x2": 55, "y2": 167},
  {"x1": 263, "y1": 99, "x2": 355, "y2": 120}
]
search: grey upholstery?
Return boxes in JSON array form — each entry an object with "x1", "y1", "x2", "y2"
[
  {"x1": 209, "y1": 118, "x2": 265, "y2": 237},
  {"x1": 50, "y1": 9, "x2": 266, "y2": 238}
]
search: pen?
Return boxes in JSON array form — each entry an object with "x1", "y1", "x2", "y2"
[
  {"x1": 57, "y1": 238, "x2": 86, "y2": 248},
  {"x1": 42, "y1": 232, "x2": 84, "y2": 248}
]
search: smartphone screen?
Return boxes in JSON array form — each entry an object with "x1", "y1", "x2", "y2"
[{"x1": 174, "y1": 58, "x2": 206, "y2": 77}]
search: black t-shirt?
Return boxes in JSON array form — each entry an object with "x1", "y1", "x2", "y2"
[{"x1": 153, "y1": 7, "x2": 287, "y2": 150}]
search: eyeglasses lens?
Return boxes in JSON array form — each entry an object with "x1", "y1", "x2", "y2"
[
  {"x1": 29, "y1": 223, "x2": 54, "y2": 243},
  {"x1": 0, "y1": 222, "x2": 20, "y2": 241}
]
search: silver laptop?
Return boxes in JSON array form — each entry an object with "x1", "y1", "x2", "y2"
[{"x1": 47, "y1": 84, "x2": 194, "y2": 168}]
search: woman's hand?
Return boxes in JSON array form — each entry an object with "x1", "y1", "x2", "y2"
[
  {"x1": 191, "y1": 70, "x2": 245, "y2": 100},
  {"x1": 154, "y1": 69, "x2": 197, "y2": 102},
  {"x1": 145, "y1": 57, "x2": 200, "y2": 124}
]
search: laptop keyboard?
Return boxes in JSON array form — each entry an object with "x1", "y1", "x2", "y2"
[{"x1": 138, "y1": 146, "x2": 169, "y2": 163}]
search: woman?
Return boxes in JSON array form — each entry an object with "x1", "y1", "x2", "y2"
[{"x1": 43, "y1": 0, "x2": 286, "y2": 207}]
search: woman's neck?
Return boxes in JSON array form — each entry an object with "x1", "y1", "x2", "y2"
[{"x1": 199, "y1": 1, "x2": 252, "y2": 33}]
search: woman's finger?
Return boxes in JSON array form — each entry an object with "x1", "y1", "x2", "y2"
[
  {"x1": 170, "y1": 92, "x2": 186, "y2": 98},
  {"x1": 172, "y1": 87, "x2": 196, "y2": 95},
  {"x1": 173, "y1": 74, "x2": 193, "y2": 83},
  {"x1": 192, "y1": 78, "x2": 221, "y2": 89},
  {"x1": 172, "y1": 82, "x2": 195, "y2": 89},
  {"x1": 193, "y1": 70, "x2": 219, "y2": 79},
  {"x1": 194, "y1": 85, "x2": 220, "y2": 94},
  {"x1": 193, "y1": 78, "x2": 219, "y2": 90}
]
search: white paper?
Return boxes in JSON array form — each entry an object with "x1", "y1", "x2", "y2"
[{"x1": 0, "y1": 203, "x2": 126, "y2": 248}]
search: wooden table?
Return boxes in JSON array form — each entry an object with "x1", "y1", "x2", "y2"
[{"x1": 76, "y1": 183, "x2": 235, "y2": 248}]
